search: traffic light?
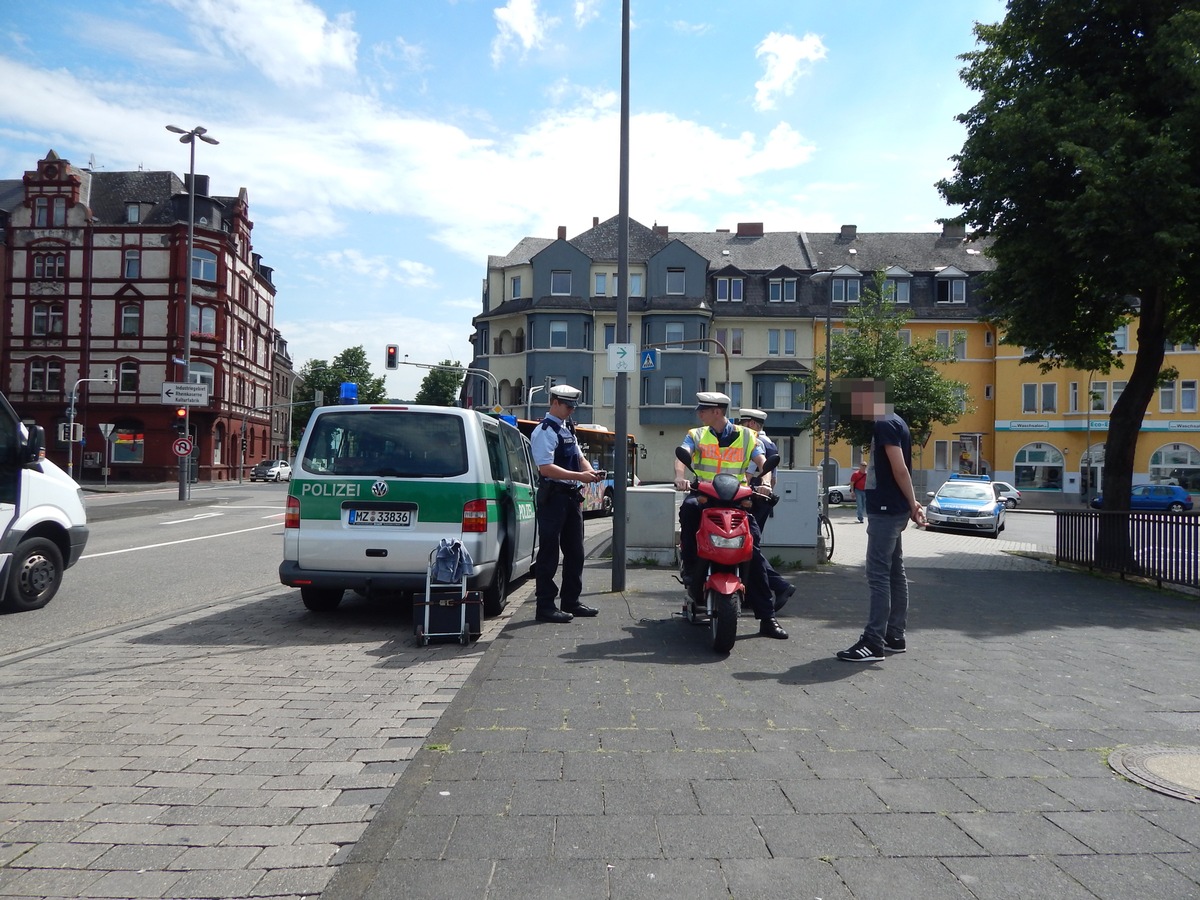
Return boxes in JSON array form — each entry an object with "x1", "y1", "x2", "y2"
[
  {"x1": 385, "y1": 344, "x2": 400, "y2": 370},
  {"x1": 173, "y1": 407, "x2": 187, "y2": 435}
]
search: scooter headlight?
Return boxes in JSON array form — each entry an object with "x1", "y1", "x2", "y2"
[{"x1": 709, "y1": 534, "x2": 746, "y2": 550}]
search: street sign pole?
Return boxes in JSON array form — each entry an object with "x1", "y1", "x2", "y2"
[{"x1": 98, "y1": 423, "x2": 114, "y2": 488}]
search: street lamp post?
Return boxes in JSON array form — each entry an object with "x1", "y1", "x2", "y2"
[
  {"x1": 166, "y1": 124, "x2": 218, "y2": 501},
  {"x1": 810, "y1": 271, "x2": 836, "y2": 514}
]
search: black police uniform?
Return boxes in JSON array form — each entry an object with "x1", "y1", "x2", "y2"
[{"x1": 534, "y1": 416, "x2": 588, "y2": 615}]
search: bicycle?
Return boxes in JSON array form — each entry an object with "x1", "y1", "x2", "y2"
[{"x1": 818, "y1": 512, "x2": 834, "y2": 561}]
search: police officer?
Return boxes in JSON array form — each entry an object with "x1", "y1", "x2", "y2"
[
  {"x1": 739, "y1": 408, "x2": 795, "y2": 612},
  {"x1": 531, "y1": 384, "x2": 604, "y2": 623},
  {"x1": 673, "y1": 392, "x2": 788, "y2": 640}
]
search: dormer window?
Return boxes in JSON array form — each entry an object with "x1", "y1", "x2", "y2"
[
  {"x1": 832, "y1": 277, "x2": 860, "y2": 303},
  {"x1": 935, "y1": 266, "x2": 968, "y2": 304},
  {"x1": 716, "y1": 276, "x2": 744, "y2": 302},
  {"x1": 666, "y1": 268, "x2": 685, "y2": 295},
  {"x1": 550, "y1": 270, "x2": 571, "y2": 296},
  {"x1": 768, "y1": 277, "x2": 797, "y2": 302},
  {"x1": 126, "y1": 203, "x2": 140, "y2": 224},
  {"x1": 883, "y1": 266, "x2": 912, "y2": 304}
]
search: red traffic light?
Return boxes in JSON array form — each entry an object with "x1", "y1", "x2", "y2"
[
  {"x1": 385, "y1": 344, "x2": 399, "y2": 370},
  {"x1": 175, "y1": 407, "x2": 187, "y2": 418}
]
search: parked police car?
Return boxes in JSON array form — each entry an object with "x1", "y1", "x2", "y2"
[{"x1": 924, "y1": 474, "x2": 1006, "y2": 538}]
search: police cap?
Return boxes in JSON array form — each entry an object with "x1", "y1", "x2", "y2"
[
  {"x1": 694, "y1": 391, "x2": 730, "y2": 411},
  {"x1": 738, "y1": 408, "x2": 767, "y2": 423},
  {"x1": 549, "y1": 384, "x2": 582, "y2": 407}
]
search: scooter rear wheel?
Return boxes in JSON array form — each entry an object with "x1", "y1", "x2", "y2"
[{"x1": 710, "y1": 589, "x2": 740, "y2": 653}]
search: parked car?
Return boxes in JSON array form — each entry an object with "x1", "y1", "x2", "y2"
[
  {"x1": 826, "y1": 483, "x2": 854, "y2": 504},
  {"x1": 991, "y1": 480, "x2": 1021, "y2": 508},
  {"x1": 925, "y1": 479, "x2": 1006, "y2": 538},
  {"x1": 1090, "y1": 484, "x2": 1193, "y2": 513},
  {"x1": 250, "y1": 459, "x2": 292, "y2": 482}
]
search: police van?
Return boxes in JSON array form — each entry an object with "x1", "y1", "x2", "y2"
[
  {"x1": 0, "y1": 393, "x2": 89, "y2": 611},
  {"x1": 279, "y1": 405, "x2": 538, "y2": 616}
]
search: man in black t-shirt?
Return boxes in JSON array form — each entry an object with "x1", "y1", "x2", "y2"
[{"x1": 836, "y1": 379, "x2": 925, "y2": 662}]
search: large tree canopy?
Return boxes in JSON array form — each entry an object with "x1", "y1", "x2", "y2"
[
  {"x1": 291, "y1": 346, "x2": 388, "y2": 444},
  {"x1": 937, "y1": 1, "x2": 1200, "y2": 510},
  {"x1": 414, "y1": 360, "x2": 465, "y2": 407}
]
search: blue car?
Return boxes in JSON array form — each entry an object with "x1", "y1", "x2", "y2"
[
  {"x1": 925, "y1": 479, "x2": 1006, "y2": 538},
  {"x1": 1090, "y1": 484, "x2": 1193, "y2": 512}
]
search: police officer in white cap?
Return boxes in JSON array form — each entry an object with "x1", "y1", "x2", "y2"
[
  {"x1": 673, "y1": 392, "x2": 788, "y2": 640},
  {"x1": 530, "y1": 384, "x2": 604, "y2": 623}
]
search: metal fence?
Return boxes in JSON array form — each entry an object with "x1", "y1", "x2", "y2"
[{"x1": 1056, "y1": 510, "x2": 1200, "y2": 590}]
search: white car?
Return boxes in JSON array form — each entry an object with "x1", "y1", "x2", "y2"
[
  {"x1": 826, "y1": 483, "x2": 854, "y2": 504},
  {"x1": 250, "y1": 459, "x2": 292, "y2": 482},
  {"x1": 991, "y1": 480, "x2": 1021, "y2": 508}
]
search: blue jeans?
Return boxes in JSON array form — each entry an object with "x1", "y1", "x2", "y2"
[
  {"x1": 854, "y1": 491, "x2": 866, "y2": 521},
  {"x1": 863, "y1": 512, "x2": 910, "y2": 647}
]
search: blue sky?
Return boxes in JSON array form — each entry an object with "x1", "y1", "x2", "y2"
[{"x1": 1, "y1": 0, "x2": 1006, "y2": 399}]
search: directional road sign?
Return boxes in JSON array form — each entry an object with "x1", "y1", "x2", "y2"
[
  {"x1": 161, "y1": 382, "x2": 210, "y2": 406},
  {"x1": 607, "y1": 342, "x2": 637, "y2": 373}
]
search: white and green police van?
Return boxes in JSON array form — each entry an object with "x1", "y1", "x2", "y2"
[
  {"x1": 280, "y1": 404, "x2": 538, "y2": 615},
  {"x1": 0, "y1": 393, "x2": 89, "y2": 611}
]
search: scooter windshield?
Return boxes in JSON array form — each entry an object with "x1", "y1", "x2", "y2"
[{"x1": 711, "y1": 472, "x2": 741, "y2": 502}]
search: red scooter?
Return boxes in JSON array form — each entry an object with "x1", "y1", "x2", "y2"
[{"x1": 675, "y1": 447, "x2": 779, "y2": 653}]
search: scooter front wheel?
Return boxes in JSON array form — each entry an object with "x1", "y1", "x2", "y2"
[{"x1": 710, "y1": 589, "x2": 740, "y2": 653}]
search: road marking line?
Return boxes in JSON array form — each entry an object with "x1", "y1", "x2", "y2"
[
  {"x1": 162, "y1": 512, "x2": 223, "y2": 524},
  {"x1": 81, "y1": 523, "x2": 279, "y2": 558}
]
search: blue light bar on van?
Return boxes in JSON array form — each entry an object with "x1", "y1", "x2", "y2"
[{"x1": 339, "y1": 382, "x2": 358, "y2": 404}]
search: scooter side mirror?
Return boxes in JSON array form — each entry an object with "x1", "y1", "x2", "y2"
[
  {"x1": 674, "y1": 446, "x2": 694, "y2": 471},
  {"x1": 761, "y1": 453, "x2": 781, "y2": 476}
]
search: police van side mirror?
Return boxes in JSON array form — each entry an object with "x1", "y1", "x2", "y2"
[{"x1": 22, "y1": 424, "x2": 46, "y2": 470}]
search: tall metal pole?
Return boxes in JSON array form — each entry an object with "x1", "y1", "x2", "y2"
[
  {"x1": 612, "y1": 0, "x2": 630, "y2": 592},
  {"x1": 167, "y1": 125, "x2": 218, "y2": 500}
]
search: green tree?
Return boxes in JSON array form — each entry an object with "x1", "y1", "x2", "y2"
[
  {"x1": 806, "y1": 272, "x2": 966, "y2": 451},
  {"x1": 291, "y1": 346, "x2": 388, "y2": 444},
  {"x1": 936, "y1": 1, "x2": 1200, "y2": 514},
  {"x1": 414, "y1": 360, "x2": 464, "y2": 407}
]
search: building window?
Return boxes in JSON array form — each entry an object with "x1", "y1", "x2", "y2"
[
  {"x1": 1069, "y1": 381, "x2": 1079, "y2": 412},
  {"x1": 594, "y1": 273, "x2": 606, "y2": 296},
  {"x1": 664, "y1": 377, "x2": 683, "y2": 405},
  {"x1": 238, "y1": 326, "x2": 247, "y2": 354},
  {"x1": 120, "y1": 304, "x2": 140, "y2": 336},
  {"x1": 717, "y1": 381, "x2": 743, "y2": 407},
  {"x1": 510, "y1": 275, "x2": 521, "y2": 299},
  {"x1": 784, "y1": 329, "x2": 796, "y2": 356},
  {"x1": 34, "y1": 197, "x2": 47, "y2": 226},
  {"x1": 124, "y1": 249, "x2": 141, "y2": 279},
  {"x1": 898, "y1": 329, "x2": 912, "y2": 346},
  {"x1": 629, "y1": 272, "x2": 643, "y2": 297},
  {"x1": 767, "y1": 278, "x2": 798, "y2": 302},
  {"x1": 768, "y1": 330, "x2": 780, "y2": 356},
  {"x1": 935, "y1": 440, "x2": 949, "y2": 470},
  {"x1": 550, "y1": 271, "x2": 572, "y2": 295},
  {"x1": 29, "y1": 359, "x2": 64, "y2": 392},
  {"x1": 602, "y1": 377, "x2": 615, "y2": 406},
  {"x1": 126, "y1": 203, "x2": 140, "y2": 224},
  {"x1": 954, "y1": 331, "x2": 967, "y2": 360},
  {"x1": 1022, "y1": 384, "x2": 1037, "y2": 414},
  {"x1": 1183, "y1": 380, "x2": 1198, "y2": 413},
  {"x1": 832, "y1": 278, "x2": 860, "y2": 303},
  {"x1": 1041, "y1": 383, "x2": 1057, "y2": 413},
  {"x1": 773, "y1": 382, "x2": 792, "y2": 409},
  {"x1": 32, "y1": 304, "x2": 64, "y2": 336},
  {"x1": 665, "y1": 322, "x2": 684, "y2": 349},
  {"x1": 730, "y1": 328, "x2": 744, "y2": 355},
  {"x1": 985, "y1": 331, "x2": 994, "y2": 346},
  {"x1": 190, "y1": 305, "x2": 217, "y2": 337},
  {"x1": 1160, "y1": 381, "x2": 1176, "y2": 413},
  {"x1": 118, "y1": 361, "x2": 138, "y2": 393},
  {"x1": 32, "y1": 252, "x2": 66, "y2": 280},
  {"x1": 1090, "y1": 381, "x2": 1108, "y2": 411},
  {"x1": 936, "y1": 278, "x2": 966, "y2": 303},
  {"x1": 985, "y1": 384, "x2": 994, "y2": 400},
  {"x1": 666, "y1": 269, "x2": 685, "y2": 295},
  {"x1": 550, "y1": 321, "x2": 568, "y2": 348},
  {"x1": 189, "y1": 362, "x2": 215, "y2": 392},
  {"x1": 192, "y1": 248, "x2": 217, "y2": 282},
  {"x1": 1112, "y1": 380, "x2": 1127, "y2": 408},
  {"x1": 884, "y1": 278, "x2": 911, "y2": 304},
  {"x1": 1112, "y1": 325, "x2": 1128, "y2": 351}
]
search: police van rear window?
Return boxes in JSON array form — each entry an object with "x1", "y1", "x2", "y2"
[{"x1": 301, "y1": 411, "x2": 468, "y2": 478}]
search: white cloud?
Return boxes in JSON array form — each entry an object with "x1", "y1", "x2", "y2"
[
  {"x1": 162, "y1": 0, "x2": 358, "y2": 88},
  {"x1": 316, "y1": 250, "x2": 436, "y2": 288},
  {"x1": 669, "y1": 20, "x2": 711, "y2": 36},
  {"x1": 491, "y1": 0, "x2": 556, "y2": 66},
  {"x1": 574, "y1": 0, "x2": 601, "y2": 28},
  {"x1": 754, "y1": 31, "x2": 826, "y2": 112}
]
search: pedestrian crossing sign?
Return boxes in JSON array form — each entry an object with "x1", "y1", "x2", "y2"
[{"x1": 640, "y1": 349, "x2": 659, "y2": 370}]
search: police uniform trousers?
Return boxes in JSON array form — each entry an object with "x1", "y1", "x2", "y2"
[
  {"x1": 751, "y1": 494, "x2": 792, "y2": 597},
  {"x1": 535, "y1": 481, "x2": 585, "y2": 612},
  {"x1": 679, "y1": 493, "x2": 773, "y2": 618}
]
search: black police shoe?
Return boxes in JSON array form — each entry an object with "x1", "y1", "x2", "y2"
[
  {"x1": 535, "y1": 609, "x2": 574, "y2": 623},
  {"x1": 759, "y1": 617, "x2": 789, "y2": 639},
  {"x1": 561, "y1": 602, "x2": 598, "y2": 617}
]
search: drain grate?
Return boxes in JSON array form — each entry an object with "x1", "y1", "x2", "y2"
[{"x1": 1109, "y1": 745, "x2": 1200, "y2": 803}]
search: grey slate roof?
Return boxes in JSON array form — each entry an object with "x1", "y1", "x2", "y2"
[
  {"x1": 86, "y1": 170, "x2": 188, "y2": 226},
  {"x1": 488, "y1": 236, "x2": 555, "y2": 268},
  {"x1": 569, "y1": 216, "x2": 670, "y2": 260},
  {"x1": 805, "y1": 230, "x2": 994, "y2": 275},
  {"x1": 0, "y1": 179, "x2": 24, "y2": 214},
  {"x1": 673, "y1": 229, "x2": 814, "y2": 272}
]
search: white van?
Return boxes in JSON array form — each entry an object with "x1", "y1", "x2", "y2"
[
  {"x1": 0, "y1": 393, "x2": 89, "y2": 611},
  {"x1": 280, "y1": 405, "x2": 538, "y2": 615}
]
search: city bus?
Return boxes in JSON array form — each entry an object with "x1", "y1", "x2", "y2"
[{"x1": 517, "y1": 419, "x2": 638, "y2": 516}]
